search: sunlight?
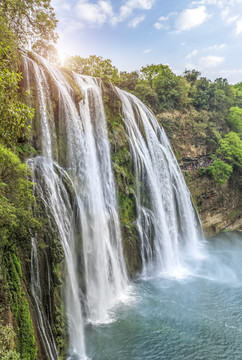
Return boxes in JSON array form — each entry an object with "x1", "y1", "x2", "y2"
[{"x1": 57, "y1": 48, "x2": 68, "y2": 66}]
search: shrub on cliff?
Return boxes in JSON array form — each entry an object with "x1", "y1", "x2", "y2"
[
  {"x1": 0, "y1": 320, "x2": 20, "y2": 360},
  {"x1": 200, "y1": 158, "x2": 233, "y2": 185},
  {"x1": 227, "y1": 107, "x2": 242, "y2": 133},
  {"x1": 0, "y1": 144, "x2": 41, "y2": 252},
  {"x1": 200, "y1": 132, "x2": 242, "y2": 185}
]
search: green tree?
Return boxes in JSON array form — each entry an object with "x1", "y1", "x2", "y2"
[
  {"x1": 233, "y1": 82, "x2": 242, "y2": 107},
  {"x1": 119, "y1": 71, "x2": 139, "y2": 91},
  {"x1": 140, "y1": 64, "x2": 190, "y2": 111},
  {"x1": 216, "y1": 131, "x2": 242, "y2": 168},
  {"x1": 135, "y1": 83, "x2": 159, "y2": 113},
  {"x1": 227, "y1": 106, "x2": 242, "y2": 133},
  {"x1": 200, "y1": 132, "x2": 242, "y2": 185},
  {"x1": 0, "y1": 0, "x2": 58, "y2": 46},
  {"x1": 200, "y1": 158, "x2": 233, "y2": 185},
  {"x1": 0, "y1": 42, "x2": 34, "y2": 146},
  {"x1": 183, "y1": 69, "x2": 201, "y2": 86},
  {"x1": 65, "y1": 55, "x2": 120, "y2": 84},
  {"x1": 192, "y1": 77, "x2": 212, "y2": 110}
]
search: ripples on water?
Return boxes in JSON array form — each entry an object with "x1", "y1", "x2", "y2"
[{"x1": 86, "y1": 232, "x2": 242, "y2": 360}]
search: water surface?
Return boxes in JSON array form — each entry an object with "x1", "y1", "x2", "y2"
[{"x1": 86, "y1": 232, "x2": 242, "y2": 360}]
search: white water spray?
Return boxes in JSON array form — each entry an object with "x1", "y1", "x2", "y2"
[{"x1": 116, "y1": 89, "x2": 202, "y2": 277}]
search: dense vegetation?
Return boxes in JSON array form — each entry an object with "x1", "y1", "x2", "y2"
[{"x1": 0, "y1": 1, "x2": 57, "y2": 358}]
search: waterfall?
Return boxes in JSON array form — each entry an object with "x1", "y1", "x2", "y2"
[
  {"x1": 116, "y1": 88, "x2": 201, "y2": 277},
  {"x1": 22, "y1": 52, "x2": 202, "y2": 359},
  {"x1": 23, "y1": 53, "x2": 128, "y2": 359},
  {"x1": 73, "y1": 74, "x2": 127, "y2": 323},
  {"x1": 30, "y1": 236, "x2": 59, "y2": 359}
]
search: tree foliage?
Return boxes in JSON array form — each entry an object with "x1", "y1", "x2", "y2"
[
  {"x1": 216, "y1": 132, "x2": 242, "y2": 169},
  {"x1": 201, "y1": 132, "x2": 242, "y2": 185},
  {"x1": 227, "y1": 106, "x2": 242, "y2": 133},
  {"x1": 32, "y1": 39, "x2": 59, "y2": 63},
  {"x1": 65, "y1": 55, "x2": 120, "y2": 84},
  {"x1": 200, "y1": 158, "x2": 233, "y2": 185},
  {"x1": 0, "y1": 0, "x2": 58, "y2": 46},
  {"x1": 0, "y1": 43, "x2": 34, "y2": 146},
  {"x1": 0, "y1": 321, "x2": 20, "y2": 360},
  {"x1": 119, "y1": 71, "x2": 139, "y2": 92},
  {"x1": 135, "y1": 83, "x2": 159, "y2": 113},
  {"x1": 183, "y1": 69, "x2": 201, "y2": 85},
  {"x1": 0, "y1": 145, "x2": 41, "y2": 251}
]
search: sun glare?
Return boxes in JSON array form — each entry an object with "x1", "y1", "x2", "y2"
[{"x1": 57, "y1": 48, "x2": 68, "y2": 66}]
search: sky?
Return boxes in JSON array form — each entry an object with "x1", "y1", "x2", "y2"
[{"x1": 52, "y1": 0, "x2": 242, "y2": 84}]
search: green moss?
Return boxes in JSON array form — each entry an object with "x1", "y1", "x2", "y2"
[
  {"x1": 60, "y1": 67, "x2": 83, "y2": 102},
  {"x1": 27, "y1": 51, "x2": 40, "y2": 65},
  {"x1": 4, "y1": 252, "x2": 37, "y2": 360},
  {"x1": 53, "y1": 287, "x2": 68, "y2": 358},
  {"x1": 183, "y1": 170, "x2": 194, "y2": 182},
  {"x1": 174, "y1": 149, "x2": 180, "y2": 161},
  {"x1": 228, "y1": 207, "x2": 241, "y2": 221}
]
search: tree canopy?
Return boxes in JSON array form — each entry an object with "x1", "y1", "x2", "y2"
[
  {"x1": 0, "y1": 0, "x2": 58, "y2": 46},
  {"x1": 65, "y1": 55, "x2": 120, "y2": 84}
]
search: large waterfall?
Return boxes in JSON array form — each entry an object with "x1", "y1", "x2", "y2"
[{"x1": 22, "y1": 53, "x2": 201, "y2": 359}]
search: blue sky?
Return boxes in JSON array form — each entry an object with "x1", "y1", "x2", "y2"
[{"x1": 52, "y1": 0, "x2": 242, "y2": 84}]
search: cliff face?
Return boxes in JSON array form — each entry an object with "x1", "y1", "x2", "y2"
[{"x1": 158, "y1": 110, "x2": 242, "y2": 236}]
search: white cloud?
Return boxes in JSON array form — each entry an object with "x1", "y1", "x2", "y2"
[
  {"x1": 228, "y1": 15, "x2": 239, "y2": 23},
  {"x1": 185, "y1": 62, "x2": 198, "y2": 70},
  {"x1": 199, "y1": 55, "x2": 224, "y2": 67},
  {"x1": 175, "y1": 6, "x2": 211, "y2": 31},
  {"x1": 111, "y1": 0, "x2": 155, "y2": 25},
  {"x1": 144, "y1": 48, "x2": 151, "y2": 53},
  {"x1": 186, "y1": 49, "x2": 198, "y2": 59},
  {"x1": 219, "y1": 68, "x2": 242, "y2": 83},
  {"x1": 75, "y1": 0, "x2": 113, "y2": 26},
  {"x1": 128, "y1": 15, "x2": 145, "y2": 28},
  {"x1": 220, "y1": 68, "x2": 242, "y2": 76},
  {"x1": 221, "y1": 6, "x2": 229, "y2": 19},
  {"x1": 191, "y1": 0, "x2": 229, "y2": 6},
  {"x1": 221, "y1": 6, "x2": 239, "y2": 24},
  {"x1": 154, "y1": 16, "x2": 169, "y2": 29},
  {"x1": 204, "y1": 43, "x2": 227, "y2": 50},
  {"x1": 235, "y1": 19, "x2": 242, "y2": 34},
  {"x1": 62, "y1": 3, "x2": 71, "y2": 11},
  {"x1": 220, "y1": 68, "x2": 242, "y2": 80},
  {"x1": 65, "y1": 21, "x2": 84, "y2": 34},
  {"x1": 154, "y1": 12, "x2": 177, "y2": 30}
]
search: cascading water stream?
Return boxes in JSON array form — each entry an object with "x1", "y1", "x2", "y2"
[
  {"x1": 116, "y1": 88, "x2": 202, "y2": 277},
  {"x1": 73, "y1": 74, "x2": 128, "y2": 323},
  {"x1": 28, "y1": 158, "x2": 87, "y2": 359},
  {"x1": 30, "y1": 236, "x2": 59, "y2": 360},
  {"x1": 23, "y1": 53, "x2": 128, "y2": 359}
]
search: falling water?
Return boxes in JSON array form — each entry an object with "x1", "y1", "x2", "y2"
[
  {"x1": 23, "y1": 53, "x2": 128, "y2": 359},
  {"x1": 30, "y1": 236, "x2": 59, "y2": 360},
  {"x1": 73, "y1": 74, "x2": 128, "y2": 323},
  {"x1": 28, "y1": 158, "x2": 87, "y2": 359},
  {"x1": 116, "y1": 89, "x2": 202, "y2": 277}
]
